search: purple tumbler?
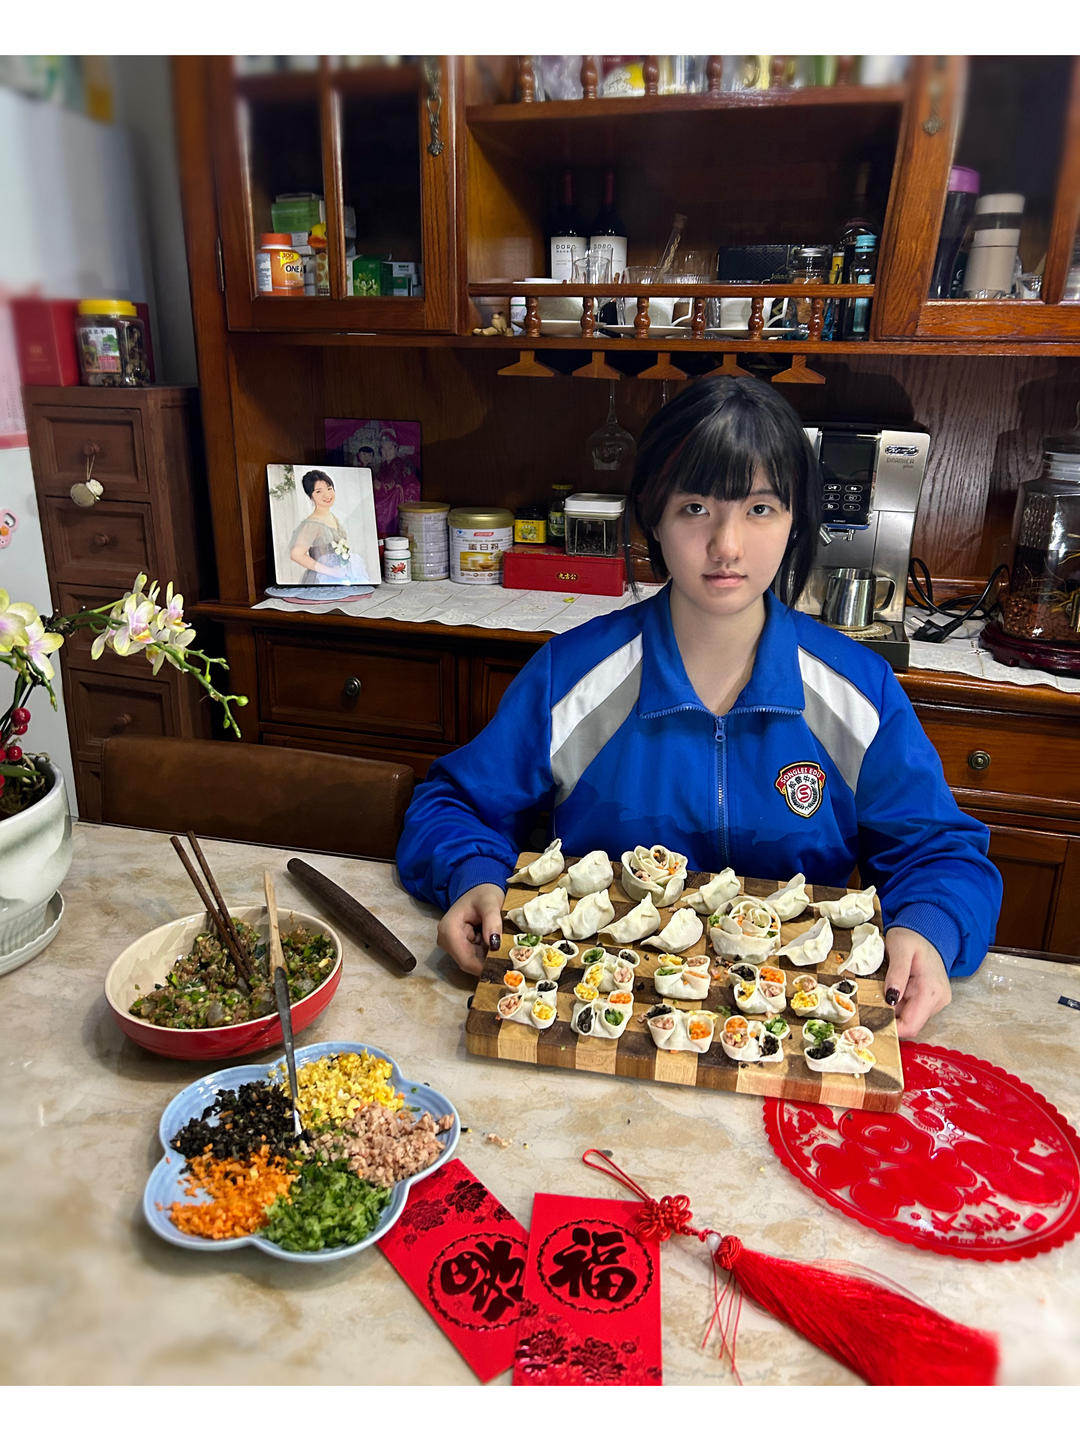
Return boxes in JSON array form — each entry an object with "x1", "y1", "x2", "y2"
[{"x1": 929, "y1": 165, "x2": 980, "y2": 299}]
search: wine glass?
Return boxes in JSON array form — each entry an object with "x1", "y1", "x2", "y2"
[
  {"x1": 572, "y1": 251, "x2": 613, "y2": 324},
  {"x1": 587, "y1": 383, "x2": 636, "y2": 473}
]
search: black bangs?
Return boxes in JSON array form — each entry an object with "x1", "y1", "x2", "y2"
[{"x1": 626, "y1": 375, "x2": 821, "y2": 606}]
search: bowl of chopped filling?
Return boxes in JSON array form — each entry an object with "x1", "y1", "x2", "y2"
[{"x1": 105, "y1": 906, "x2": 343, "y2": 1060}]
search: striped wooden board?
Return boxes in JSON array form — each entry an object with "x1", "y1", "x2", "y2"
[{"x1": 464, "y1": 855, "x2": 904, "y2": 1112}]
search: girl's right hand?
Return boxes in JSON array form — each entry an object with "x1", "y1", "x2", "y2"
[{"x1": 436, "y1": 883, "x2": 506, "y2": 976}]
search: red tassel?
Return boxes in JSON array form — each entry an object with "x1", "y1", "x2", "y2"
[{"x1": 582, "y1": 1149, "x2": 999, "y2": 1387}]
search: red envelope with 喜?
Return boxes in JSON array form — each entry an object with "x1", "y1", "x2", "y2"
[{"x1": 513, "y1": 1193, "x2": 664, "y2": 1385}]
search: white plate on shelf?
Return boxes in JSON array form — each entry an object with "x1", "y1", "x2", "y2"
[{"x1": 597, "y1": 323, "x2": 801, "y2": 340}]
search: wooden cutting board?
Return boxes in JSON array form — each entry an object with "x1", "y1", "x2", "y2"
[{"x1": 464, "y1": 854, "x2": 904, "y2": 1112}]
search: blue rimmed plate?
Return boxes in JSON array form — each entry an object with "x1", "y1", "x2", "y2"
[{"x1": 143, "y1": 1040, "x2": 459, "y2": 1262}]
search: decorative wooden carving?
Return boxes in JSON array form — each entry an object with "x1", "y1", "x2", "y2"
[
  {"x1": 836, "y1": 56, "x2": 856, "y2": 85},
  {"x1": 524, "y1": 296, "x2": 541, "y2": 338},
  {"x1": 519, "y1": 57, "x2": 536, "y2": 104},
  {"x1": 770, "y1": 56, "x2": 786, "y2": 88},
  {"x1": 772, "y1": 354, "x2": 826, "y2": 385},
  {"x1": 691, "y1": 298, "x2": 707, "y2": 338},
  {"x1": 706, "y1": 57, "x2": 723, "y2": 94},
  {"x1": 748, "y1": 297, "x2": 765, "y2": 339},
  {"x1": 634, "y1": 295, "x2": 651, "y2": 339},
  {"x1": 808, "y1": 298, "x2": 825, "y2": 341},
  {"x1": 497, "y1": 350, "x2": 555, "y2": 377},
  {"x1": 581, "y1": 56, "x2": 599, "y2": 100},
  {"x1": 581, "y1": 296, "x2": 595, "y2": 339},
  {"x1": 572, "y1": 351, "x2": 621, "y2": 380},
  {"x1": 703, "y1": 352, "x2": 751, "y2": 378},
  {"x1": 644, "y1": 57, "x2": 659, "y2": 96},
  {"x1": 638, "y1": 352, "x2": 687, "y2": 381}
]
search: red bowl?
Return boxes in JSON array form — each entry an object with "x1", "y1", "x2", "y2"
[{"x1": 105, "y1": 906, "x2": 343, "y2": 1061}]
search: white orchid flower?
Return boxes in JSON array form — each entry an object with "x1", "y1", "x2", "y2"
[
  {"x1": 20, "y1": 616, "x2": 64, "y2": 682},
  {"x1": 0, "y1": 592, "x2": 39, "y2": 654}
]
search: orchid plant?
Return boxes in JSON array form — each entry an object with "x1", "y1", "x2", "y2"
[{"x1": 0, "y1": 573, "x2": 246, "y2": 817}]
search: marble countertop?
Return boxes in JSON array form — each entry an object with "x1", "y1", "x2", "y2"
[{"x1": 3, "y1": 823, "x2": 1079, "y2": 1386}]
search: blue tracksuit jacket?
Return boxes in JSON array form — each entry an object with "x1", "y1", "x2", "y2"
[{"x1": 396, "y1": 585, "x2": 1001, "y2": 976}]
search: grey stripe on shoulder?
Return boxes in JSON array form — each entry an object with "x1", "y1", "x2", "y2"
[
  {"x1": 551, "y1": 635, "x2": 643, "y2": 805},
  {"x1": 797, "y1": 647, "x2": 881, "y2": 793}
]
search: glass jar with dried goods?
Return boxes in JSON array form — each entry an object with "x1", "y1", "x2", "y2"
[
  {"x1": 1000, "y1": 432, "x2": 1080, "y2": 647},
  {"x1": 75, "y1": 300, "x2": 150, "y2": 386}
]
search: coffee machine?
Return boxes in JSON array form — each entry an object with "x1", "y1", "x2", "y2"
[{"x1": 798, "y1": 423, "x2": 931, "y2": 670}]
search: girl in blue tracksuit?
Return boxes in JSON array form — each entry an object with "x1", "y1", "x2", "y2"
[{"x1": 396, "y1": 376, "x2": 1001, "y2": 1038}]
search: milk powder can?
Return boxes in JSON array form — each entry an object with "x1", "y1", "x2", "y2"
[{"x1": 448, "y1": 506, "x2": 514, "y2": 584}]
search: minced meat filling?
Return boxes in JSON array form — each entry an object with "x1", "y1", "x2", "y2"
[{"x1": 129, "y1": 919, "x2": 335, "y2": 1029}]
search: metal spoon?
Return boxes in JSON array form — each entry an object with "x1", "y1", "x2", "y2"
[{"x1": 265, "y1": 869, "x2": 302, "y2": 1136}]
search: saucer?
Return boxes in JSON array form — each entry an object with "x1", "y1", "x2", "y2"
[{"x1": 0, "y1": 892, "x2": 65, "y2": 976}]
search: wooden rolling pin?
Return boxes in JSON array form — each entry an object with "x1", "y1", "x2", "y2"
[{"x1": 286, "y1": 858, "x2": 417, "y2": 974}]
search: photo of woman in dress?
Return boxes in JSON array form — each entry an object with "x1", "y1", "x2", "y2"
[{"x1": 288, "y1": 470, "x2": 356, "y2": 584}]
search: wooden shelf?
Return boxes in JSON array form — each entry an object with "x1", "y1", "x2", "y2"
[
  {"x1": 466, "y1": 84, "x2": 908, "y2": 123},
  {"x1": 233, "y1": 61, "x2": 421, "y2": 102}
]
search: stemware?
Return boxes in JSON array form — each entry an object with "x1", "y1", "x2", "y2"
[{"x1": 587, "y1": 383, "x2": 636, "y2": 474}]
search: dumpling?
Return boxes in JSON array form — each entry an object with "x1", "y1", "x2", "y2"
[
  {"x1": 557, "y1": 888, "x2": 616, "y2": 941},
  {"x1": 766, "y1": 872, "x2": 810, "y2": 921},
  {"x1": 815, "y1": 885, "x2": 877, "y2": 928},
  {"x1": 619, "y1": 844, "x2": 688, "y2": 906},
  {"x1": 642, "y1": 907, "x2": 704, "y2": 953},
  {"x1": 507, "y1": 886, "x2": 570, "y2": 934},
  {"x1": 777, "y1": 915, "x2": 833, "y2": 968},
  {"x1": 652, "y1": 960, "x2": 711, "y2": 1001},
  {"x1": 557, "y1": 849, "x2": 614, "y2": 898},
  {"x1": 707, "y1": 896, "x2": 782, "y2": 958},
  {"x1": 508, "y1": 838, "x2": 564, "y2": 887},
  {"x1": 599, "y1": 895, "x2": 662, "y2": 944},
  {"x1": 838, "y1": 923, "x2": 885, "y2": 976},
  {"x1": 677, "y1": 867, "x2": 740, "y2": 915}
]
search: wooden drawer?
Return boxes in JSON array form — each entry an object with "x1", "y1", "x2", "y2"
[
  {"x1": 27, "y1": 403, "x2": 150, "y2": 500},
  {"x1": 917, "y1": 707, "x2": 1080, "y2": 811},
  {"x1": 66, "y1": 669, "x2": 181, "y2": 761},
  {"x1": 55, "y1": 583, "x2": 132, "y2": 675},
  {"x1": 262, "y1": 729, "x2": 445, "y2": 779},
  {"x1": 468, "y1": 651, "x2": 529, "y2": 735},
  {"x1": 257, "y1": 633, "x2": 456, "y2": 743},
  {"x1": 40, "y1": 497, "x2": 157, "y2": 588}
]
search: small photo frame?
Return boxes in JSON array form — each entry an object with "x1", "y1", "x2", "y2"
[
  {"x1": 267, "y1": 463, "x2": 381, "y2": 587},
  {"x1": 324, "y1": 418, "x2": 421, "y2": 536}
]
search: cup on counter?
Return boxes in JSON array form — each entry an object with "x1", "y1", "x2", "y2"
[
  {"x1": 821, "y1": 568, "x2": 896, "y2": 629},
  {"x1": 621, "y1": 265, "x2": 677, "y2": 326}
]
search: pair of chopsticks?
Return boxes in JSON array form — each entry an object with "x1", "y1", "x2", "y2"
[{"x1": 170, "y1": 831, "x2": 254, "y2": 988}]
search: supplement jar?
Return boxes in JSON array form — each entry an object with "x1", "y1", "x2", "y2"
[
  {"x1": 255, "y1": 233, "x2": 304, "y2": 295},
  {"x1": 382, "y1": 536, "x2": 412, "y2": 584},
  {"x1": 75, "y1": 300, "x2": 150, "y2": 386},
  {"x1": 448, "y1": 506, "x2": 515, "y2": 584},
  {"x1": 564, "y1": 493, "x2": 626, "y2": 557},
  {"x1": 398, "y1": 500, "x2": 451, "y2": 580}
]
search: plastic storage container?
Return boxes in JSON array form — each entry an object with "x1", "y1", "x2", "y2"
[
  {"x1": 75, "y1": 300, "x2": 150, "y2": 387},
  {"x1": 1000, "y1": 427, "x2": 1080, "y2": 646},
  {"x1": 564, "y1": 493, "x2": 627, "y2": 557}
]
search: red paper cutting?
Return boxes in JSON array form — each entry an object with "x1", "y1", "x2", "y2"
[
  {"x1": 377, "y1": 1159, "x2": 528, "y2": 1382},
  {"x1": 764, "y1": 1043, "x2": 1080, "y2": 1260},
  {"x1": 514, "y1": 1193, "x2": 663, "y2": 1385}
]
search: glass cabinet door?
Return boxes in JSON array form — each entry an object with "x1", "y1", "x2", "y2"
[
  {"x1": 210, "y1": 57, "x2": 460, "y2": 333},
  {"x1": 876, "y1": 55, "x2": 1080, "y2": 339}
]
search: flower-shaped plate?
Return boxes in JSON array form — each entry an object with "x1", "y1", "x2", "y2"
[{"x1": 143, "y1": 1040, "x2": 460, "y2": 1263}]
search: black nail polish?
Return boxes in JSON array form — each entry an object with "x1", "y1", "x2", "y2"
[
  {"x1": 885, "y1": 987, "x2": 900, "y2": 1006},
  {"x1": 488, "y1": 933, "x2": 501, "y2": 951}
]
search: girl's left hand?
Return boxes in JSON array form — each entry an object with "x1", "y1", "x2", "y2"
[{"x1": 882, "y1": 927, "x2": 951, "y2": 1039}]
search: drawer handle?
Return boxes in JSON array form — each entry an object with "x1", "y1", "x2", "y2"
[
  {"x1": 967, "y1": 749, "x2": 991, "y2": 772},
  {"x1": 343, "y1": 676, "x2": 362, "y2": 699},
  {"x1": 112, "y1": 712, "x2": 134, "y2": 732},
  {"x1": 92, "y1": 531, "x2": 113, "y2": 548}
]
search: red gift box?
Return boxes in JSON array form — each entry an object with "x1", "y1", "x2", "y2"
[
  {"x1": 11, "y1": 297, "x2": 81, "y2": 386},
  {"x1": 502, "y1": 545, "x2": 627, "y2": 597}
]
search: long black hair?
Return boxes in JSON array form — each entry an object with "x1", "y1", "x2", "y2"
[
  {"x1": 301, "y1": 469, "x2": 335, "y2": 499},
  {"x1": 627, "y1": 376, "x2": 821, "y2": 607}
]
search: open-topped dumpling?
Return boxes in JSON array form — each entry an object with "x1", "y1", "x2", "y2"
[
  {"x1": 815, "y1": 885, "x2": 877, "y2": 928},
  {"x1": 508, "y1": 838, "x2": 564, "y2": 888},
  {"x1": 720, "y1": 1015, "x2": 784, "y2": 1064},
  {"x1": 557, "y1": 849, "x2": 614, "y2": 898},
  {"x1": 838, "y1": 922, "x2": 885, "y2": 976},
  {"x1": 677, "y1": 867, "x2": 740, "y2": 915},
  {"x1": 620, "y1": 844, "x2": 688, "y2": 906},
  {"x1": 766, "y1": 872, "x2": 810, "y2": 921},
  {"x1": 599, "y1": 894, "x2": 662, "y2": 944},
  {"x1": 642, "y1": 1004, "x2": 714, "y2": 1054},
  {"x1": 556, "y1": 887, "x2": 616, "y2": 941},
  {"x1": 777, "y1": 915, "x2": 833, "y2": 967},
  {"x1": 642, "y1": 907, "x2": 704, "y2": 954},
  {"x1": 652, "y1": 957, "x2": 711, "y2": 1001},
  {"x1": 733, "y1": 963, "x2": 787, "y2": 1016},
  {"x1": 507, "y1": 886, "x2": 570, "y2": 935},
  {"x1": 707, "y1": 896, "x2": 782, "y2": 958},
  {"x1": 803, "y1": 1021, "x2": 876, "y2": 1074}
]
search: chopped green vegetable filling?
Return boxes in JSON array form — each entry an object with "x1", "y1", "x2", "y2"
[{"x1": 263, "y1": 1160, "x2": 390, "y2": 1251}]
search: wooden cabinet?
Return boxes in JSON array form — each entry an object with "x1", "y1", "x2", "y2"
[
  {"x1": 877, "y1": 56, "x2": 1080, "y2": 341},
  {"x1": 208, "y1": 57, "x2": 462, "y2": 334},
  {"x1": 24, "y1": 387, "x2": 216, "y2": 820}
]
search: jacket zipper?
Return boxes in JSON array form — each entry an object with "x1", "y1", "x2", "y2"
[{"x1": 715, "y1": 714, "x2": 728, "y2": 866}]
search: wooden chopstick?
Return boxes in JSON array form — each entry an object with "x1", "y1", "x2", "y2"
[
  {"x1": 185, "y1": 830, "x2": 246, "y2": 960},
  {"x1": 169, "y1": 833, "x2": 253, "y2": 987}
]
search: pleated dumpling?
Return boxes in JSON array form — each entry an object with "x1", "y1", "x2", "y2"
[
  {"x1": 777, "y1": 915, "x2": 833, "y2": 967},
  {"x1": 815, "y1": 885, "x2": 877, "y2": 928},
  {"x1": 599, "y1": 895, "x2": 662, "y2": 944},
  {"x1": 642, "y1": 907, "x2": 704, "y2": 953},
  {"x1": 557, "y1": 887, "x2": 616, "y2": 941},
  {"x1": 558, "y1": 849, "x2": 614, "y2": 898},
  {"x1": 707, "y1": 896, "x2": 782, "y2": 958},
  {"x1": 766, "y1": 872, "x2": 810, "y2": 921},
  {"x1": 620, "y1": 844, "x2": 688, "y2": 906},
  {"x1": 508, "y1": 838, "x2": 564, "y2": 887},
  {"x1": 838, "y1": 922, "x2": 885, "y2": 976},
  {"x1": 507, "y1": 886, "x2": 570, "y2": 935},
  {"x1": 677, "y1": 867, "x2": 740, "y2": 915}
]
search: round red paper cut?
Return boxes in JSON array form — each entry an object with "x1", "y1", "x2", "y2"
[{"x1": 763, "y1": 1043, "x2": 1080, "y2": 1260}]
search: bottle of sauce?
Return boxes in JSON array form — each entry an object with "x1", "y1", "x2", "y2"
[{"x1": 547, "y1": 482, "x2": 574, "y2": 547}]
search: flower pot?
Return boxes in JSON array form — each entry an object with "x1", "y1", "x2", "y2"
[{"x1": 0, "y1": 761, "x2": 73, "y2": 967}]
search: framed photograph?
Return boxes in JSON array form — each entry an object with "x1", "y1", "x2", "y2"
[
  {"x1": 324, "y1": 418, "x2": 421, "y2": 535},
  {"x1": 267, "y1": 463, "x2": 381, "y2": 586}
]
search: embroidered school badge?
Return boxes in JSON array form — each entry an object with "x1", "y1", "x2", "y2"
[{"x1": 775, "y1": 761, "x2": 826, "y2": 818}]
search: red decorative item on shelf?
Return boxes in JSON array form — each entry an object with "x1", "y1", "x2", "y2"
[
  {"x1": 764, "y1": 1043, "x2": 1080, "y2": 1261},
  {"x1": 581, "y1": 1147, "x2": 999, "y2": 1386},
  {"x1": 501, "y1": 545, "x2": 627, "y2": 597}
]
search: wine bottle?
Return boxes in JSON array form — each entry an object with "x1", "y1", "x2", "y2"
[
  {"x1": 588, "y1": 168, "x2": 628, "y2": 281},
  {"x1": 549, "y1": 169, "x2": 586, "y2": 281}
]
